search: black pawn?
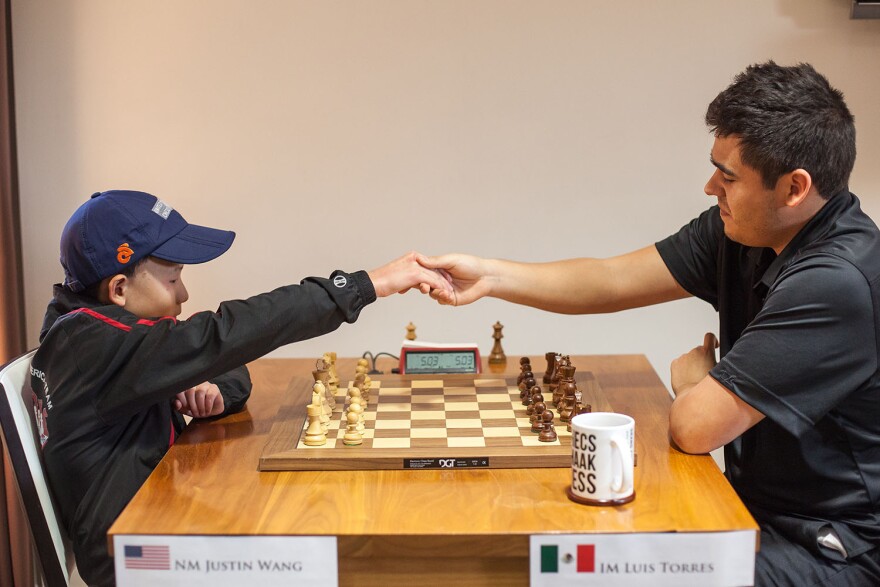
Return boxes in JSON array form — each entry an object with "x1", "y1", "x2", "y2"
[{"x1": 538, "y1": 409, "x2": 558, "y2": 442}]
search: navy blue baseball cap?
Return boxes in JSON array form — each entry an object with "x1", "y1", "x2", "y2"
[{"x1": 60, "y1": 190, "x2": 236, "y2": 291}]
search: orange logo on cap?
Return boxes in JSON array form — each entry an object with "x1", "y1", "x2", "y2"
[{"x1": 117, "y1": 243, "x2": 134, "y2": 264}]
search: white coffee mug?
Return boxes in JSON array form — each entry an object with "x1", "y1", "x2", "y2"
[{"x1": 568, "y1": 412, "x2": 635, "y2": 505}]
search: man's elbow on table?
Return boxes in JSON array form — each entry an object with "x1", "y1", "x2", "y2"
[
  {"x1": 668, "y1": 414, "x2": 717, "y2": 455},
  {"x1": 669, "y1": 378, "x2": 766, "y2": 455}
]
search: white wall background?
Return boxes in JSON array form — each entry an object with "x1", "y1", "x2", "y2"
[{"x1": 11, "y1": 0, "x2": 880, "y2": 390}]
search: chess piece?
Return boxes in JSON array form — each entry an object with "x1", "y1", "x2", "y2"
[
  {"x1": 313, "y1": 380, "x2": 332, "y2": 422},
  {"x1": 538, "y1": 409, "x2": 558, "y2": 442},
  {"x1": 303, "y1": 404, "x2": 327, "y2": 446},
  {"x1": 567, "y1": 390, "x2": 591, "y2": 432},
  {"x1": 488, "y1": 321, "x2": 506, "y2": 365},
  {"x1": 527, "y1": 388, "x2": 544, "y2": 420},
  {"x1": 313, "y1": 362, "x2": 330, "y2": 396},
  {"x1": 519, "y1": 373, "x2": 535, "y2": 404},
  {"x1": 543, "y1": 352, "x2": 557, "y2": 384},
  {"x1": 342, "y1": 410, "x2": 363, "y2": 446},
  {"x1": 324, "y1": 352, "x2": 339, "y2": 392},
  {"x1": 551, "y1": 355, "x2": 569, "y2": 406},
  {"x1": 406, "y1": 322, "x2": 417, "y2": 341},
  {"x1": 348, "y1": 396, "x2": 365, "y2": 433},
  {"x1": 517, "y1": 357, "x2": 532, "y2": 386},
  {"x1": 354, "y1": 373, "x2": 370, "y2": 403},
  {"x1": 531, "y1": 401, "x2": 546, "y2": 433},
  {"x1": 312, "y1": 381, "x2": 330, "y2": 431},
  {"x1": 557, "y1": 362, "x2": 578, "y2": 423}
]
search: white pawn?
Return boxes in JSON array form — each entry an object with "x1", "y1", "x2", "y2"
[
  {"x1": 315, "y1": 380, "x2": 332, "y2": 420},
  {"x1": 303, "y1": 404, "x2": 327, "y2": 446},
  {"x1": 348, "y1": 395, "x2": 365, "y2": 433},
  {"x1": 342, "y1": 410, "x2": 363, "y2": 446}
]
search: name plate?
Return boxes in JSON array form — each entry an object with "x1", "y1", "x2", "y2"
[
  {"x1": 113, "y1": 535, "x2": 337, "y2": 587},
  {"x1": 530, "y1": 531, "x2": 755, "y2": 586}
]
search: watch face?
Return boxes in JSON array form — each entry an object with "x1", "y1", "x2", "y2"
[{"x1": 404, "y1": 350, "x2": 478, "y2": 373}]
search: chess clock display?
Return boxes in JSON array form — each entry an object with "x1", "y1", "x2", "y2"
[{"x1": 399, "y1": 343, "x2": 482, "y2": 374}]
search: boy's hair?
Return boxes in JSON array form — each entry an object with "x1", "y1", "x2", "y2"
[
  {"x1": 60, "y1": 190, "x2": 236, "y2": 292},
  {"x1": 79, "y1": 257, "x2": 149, "y2": 301},
  {"x1": 705, "y1": 61, "x2": 856, "y2": 199}
]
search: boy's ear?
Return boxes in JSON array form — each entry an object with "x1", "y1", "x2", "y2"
[{"x1": 106, "y1": 274, "x2": 128, "y2": 307}]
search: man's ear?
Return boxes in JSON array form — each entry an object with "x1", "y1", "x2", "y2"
[
  {"x1": 106, "y1": 274, "x2": 128, "y2": 307},
  {"x1": 781, "y1": 168, "x2": 814, "y2": 208}
]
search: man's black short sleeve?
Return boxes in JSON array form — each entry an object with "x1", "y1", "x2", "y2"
[
  {"x1": 655, "y1": 206, "x2": 723, "y2": 309},
  {"x1": 655, "y1": 192, "x2": 880, "y2": 550}
]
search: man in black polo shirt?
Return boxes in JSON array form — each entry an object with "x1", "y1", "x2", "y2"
[{"x1": 419, "y1": 61, "x2": 880, "y2": 585}]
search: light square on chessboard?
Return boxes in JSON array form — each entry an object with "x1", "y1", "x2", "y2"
[
  {"x1": 446, "y1": 418, "x2": 484, "y2": 429},
  {"x1": 373, "y1": 419, "x2": 412, "y2": 430},
  {"x1": 376, "y1": 402, "x2": 412, "y2": 413},
  {"x1": 481, "y1": 426, "x2": 521, "y2": 438},
  {"x1": 442, "y1": 410, "x2": 481, "y2": 419},
  {"x1": 521, "y1": 435, "x2": 562, "y2": 447},
  {"x1": 474, "y1": 378, "x2": 507, "y2": 388},
  {"x1": 371, "y1": 438, "x2": 411, "y2": 449},
  {"x1": 448, "y1": 437, "x2": 486, "y2": 448},
  {"x1": 444, "y1": 401, "x2": 480, "y2": 412},
  {"x1": 475, "y1": 393, "x2": 515, "y2": 403},
  {"x1": 445, "y1": 394, "x2": 480, "y2": 402},
  {"x1": 410, "y1": 428, "x2": 447, "y2": 439},
  {"x1": 411, "y1": 380, "x2": 444, "y2": 388},
  {"x1": 410, "y1": 411, "x2": 447, "y2": 421}
]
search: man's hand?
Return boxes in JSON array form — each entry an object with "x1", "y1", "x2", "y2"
[
  {"x1": 367, "y1": 251, "x2": 453, "y2": 298},
  {"x1": 174, "y1": 382, "x2": 225, "y2": 418},
  {"x1": 416, "y1": 253, "x2": 492, "y2": 306},
  {"x1": 671, "y1": 332, "x2": 719, "y2": 396}
]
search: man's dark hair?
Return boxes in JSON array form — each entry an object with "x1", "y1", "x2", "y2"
[{"x1": 705, "y1": 61, "x2": 855, "y2": 199}]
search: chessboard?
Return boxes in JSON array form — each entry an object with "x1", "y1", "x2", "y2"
[{"x1": 259, "y1": 371, "x2": 613, "y2": 471}]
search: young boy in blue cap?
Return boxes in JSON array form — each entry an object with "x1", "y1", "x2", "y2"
[{"x1": 31, "y1": 189, "x2": 450, "y2": 586}]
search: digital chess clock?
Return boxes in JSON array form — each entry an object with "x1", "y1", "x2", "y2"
[{"x1": 399, "y1": 343, "x2": 482, "y2": 374}]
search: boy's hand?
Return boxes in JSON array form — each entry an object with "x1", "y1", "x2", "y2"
[
  {"x1": 174, "y1": 382, "x2": 225, "y2": 418},
  {"x1": 368, "y1": 251, "x2": 453, "y2": 298}
]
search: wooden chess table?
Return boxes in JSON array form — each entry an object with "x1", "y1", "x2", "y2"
[{"x1": 109, "y1": 355, "x2": 758, "y2": 586}]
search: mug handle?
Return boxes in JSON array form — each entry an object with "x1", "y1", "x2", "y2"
[{"x1": 610, "y1": 438, "x2": 634, "y2": 493}]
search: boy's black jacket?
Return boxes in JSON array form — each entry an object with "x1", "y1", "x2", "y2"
[{"x1": 31, "y1": 270, "x2": 376, "y2": 586}]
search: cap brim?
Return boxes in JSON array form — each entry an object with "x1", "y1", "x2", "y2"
[{"x1": 151, "y1": 224, "x2": 235, "y2": 264}]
